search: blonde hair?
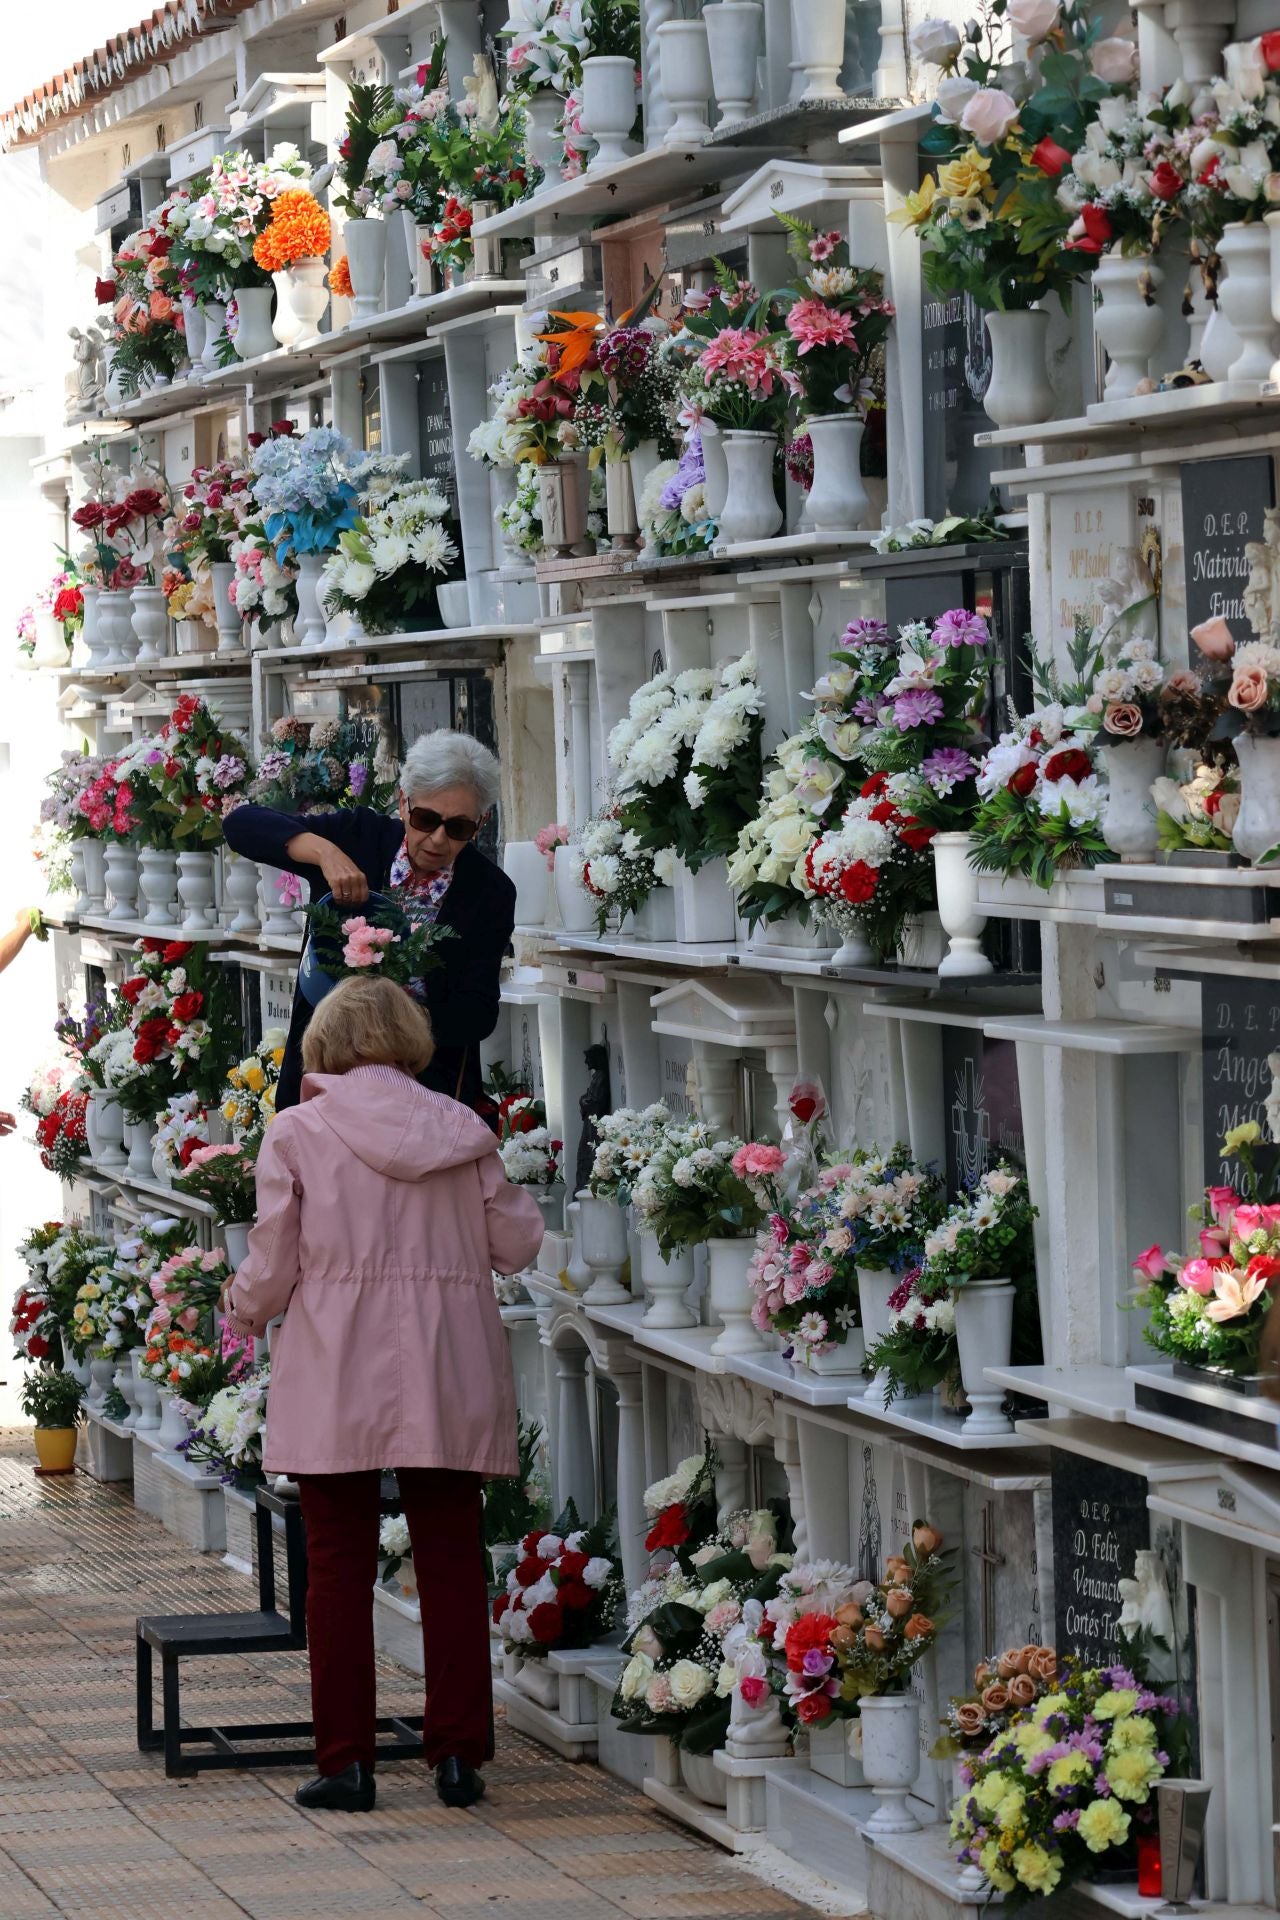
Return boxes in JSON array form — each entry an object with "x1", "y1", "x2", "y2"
[{"x1": 302, "y1": 975, "x2": 435, "y2": 1078}]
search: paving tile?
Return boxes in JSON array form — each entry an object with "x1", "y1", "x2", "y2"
[{"x1": 0, "y1": 1431, "x2": 817, "y2": 1920}]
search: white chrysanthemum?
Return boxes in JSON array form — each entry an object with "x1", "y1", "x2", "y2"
[
  {"x1": 1038, "y1": 773, "x2": 1104, "y2": 824},
  {"x1": 410, "y1": 522, "x2": 457, "y2": 572}
]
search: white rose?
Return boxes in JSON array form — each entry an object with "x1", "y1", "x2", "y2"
[
  {"x1": 620, "y1": 1652, "x2": 654, "y2": 1700},
  {"x1": 668, "y1": 1658, "x2": 713, "y2": 1708},
  {"x1": 910, "y1": 16, "x2": 962, "y2": 66},
  {"x1": 933, "y1": 74, "x2": 979, "y2": 124},
  {"x1": 1006, "y1": 0, "x2": 1059, "y2": 42},
  {"x1": 959, "y1": 87, "x2": 1021, "y2": 146},
  {"x1": 1224, "y1": 36, "x2": 1268, "y2": 103},
  {"x1": 1090, "y1": 37, "x2": 1138, "y2": 84}
]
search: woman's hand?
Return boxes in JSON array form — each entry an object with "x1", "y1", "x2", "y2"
[{"x1": 283, "y1": 831, "x2": 370, "y2": 906}]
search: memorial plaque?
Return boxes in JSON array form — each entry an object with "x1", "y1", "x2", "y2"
[
  {"x1": 1049, "y1": 485, "x2": 1131, "y2": 654},
  {"x1": 1200, "y1": 974, "x2": 1280, "y2": 1187},
  {"x1": 941, "y1": 1028, "x2": 1024, "y2": 1196},
  {"x1": 416, "y1": 355, "x2": 457, "y2": 514},
  {"x1": 659, "y1": 1034, "x2": 694, "y2": 1119},
  {"x1": 260, "y1": 969, "x2": 296, "y2": 1034},
  {"x1": 1180, "y1": 454, "x2": 1274, "y2": 657},
  {"x1": 920, "y1": 284, "x2": 998, "y2": 521},
  {"x1": 1051, "y1": 1456, "x2": 1149, "y2": 1666}
]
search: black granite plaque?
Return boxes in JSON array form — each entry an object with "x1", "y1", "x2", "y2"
[
  {"x1": 1050, "y1": 1456, "x2": 1149, "y2": 1666},
  {"x1": 1180, "y1": 453, "x2": 1274, "y2": 658}
]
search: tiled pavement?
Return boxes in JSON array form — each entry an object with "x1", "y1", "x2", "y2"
[{"x1": 0, "y1": 1432, "x2": 821, "y2": 1920}]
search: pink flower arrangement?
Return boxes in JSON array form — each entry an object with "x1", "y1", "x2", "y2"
[
  {"x1": 341, "y1": 916, "x2": 398, "y2": 968},
  {"x1": 784, "y1": 298, "x2": 857, "y2": 354},
  {"x1": 732, "y1": 1141, "x2": 786, "y2": 1180},
  {"x1": 534, "y1": 822, "x2": 570, "y2": 870},
  {"x1": 699, "y1": 327, "x2": 782, "y2": 392}
]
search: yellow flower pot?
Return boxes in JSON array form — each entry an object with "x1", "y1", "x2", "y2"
[{"x1": 33, "y1": 1427, "x2": 78, "y2": 1475}]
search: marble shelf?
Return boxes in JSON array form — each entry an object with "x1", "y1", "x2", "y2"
[
  {"x1": 759, "y1": 1760, "x2": 872, "y2": 1910},
  {"x1": 708, "y1": 94, "x2": 898, "y2": 156},
  {"x1": 862, "y1": 993, "x2": 1041, "y2": 1034},
  {"x1": 1013, "y1": 1414, "x2": 1218, "y2": 1480},
  {"x1": 549, "y1": 932, "x2": 735, "y2": 971},
  {"x1": 983, "y1": 1365, "x2": 1135, "y2": 1422},
  {"x1": 641, "y1": 1774, "x2": 761, "y2": 1854},
  {"x1": 974, "y1": 871, "x2": 1106, "y2": 925},
  {"x1": 714, "y1": 530, "x2": 881, "y2": 564},
  {"x1": 727, "y1": 1347, "x2": 872, "y2": 1408},
  {"x1": 581, "y1": 1298, "x2": 730, "y2": 1375},
  {"x1": 262, "y1": 623, "x2": 530, "y2": 666},
  {"x1": 846, "y1": 1386, "x2": 1046, "y2": 1453},
  {"x1": 1127, "y1": 1363, "x2": 1280, "y2": 1470},
  {"x1": 974, "y1": 378, "x2": 1280, "y2": 450},
  {"x1": 978, "y1": 1016, "x2": 1200, "y2": 1056},
  {"x1": 472, "y1": 142, "x2": 772, "y2": 242}
]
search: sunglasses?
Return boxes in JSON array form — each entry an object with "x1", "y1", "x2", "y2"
[{"x1": 407, "y1": 805, "x2": 480, "y2": 842}]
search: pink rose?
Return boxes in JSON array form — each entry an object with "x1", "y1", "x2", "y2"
[
  {"x1": 1199, "y1": 1226, "x2": 1231, "y2": 1259},
  {"x1": 750, "y1": 1297, "x2": 772, "y2": 1331},
  {"x1": 1206, "y1": 1185, "x2": 1238, "y2": 1228},
  {"x1": 1102, "y1": 702, "x2": 1144, "y2": 737},
  {"x1": 1233, "y1": 1203, "x2": 1280, "y2": 1236},
  {"x1": 959, "y1": 86, "x2": 1021, "y2": 145},
  {"x1": 1132, "y1": 1244, "x2": 1168, "y2": 1279},
  {"x1": 782, "y1": 1269, "x2": 810, "y2": 1305},
  {"x1": 738, "y1": 1676, "x2": 768, "y2": 1708},
  {"x1": 1090, "y1": 36, "x2": 1138, "y2": 82},
  {"x1": 1006, "y1": 0, "x2": 1059, "y2": 41},
  {"x1": 1229, "y1": 666, "x2": 1270, "y2": 714},
  {"x1": 1190, "y1": 616, "x2": 1236, "y2": 663},
  {"x1": 769, "y1": 1212, "x2": 791, "y2": 1246},
  {"x1": 1178, "y1": 1257, "x2": 1219, "y2": 1295}
]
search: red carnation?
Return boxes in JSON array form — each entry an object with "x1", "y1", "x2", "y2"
[
  {"x1": 1246, "y1": 1254, "x2": 1280, "y2": 1286},
  {"x1": 899, "y1": 820, "x2": 936, "y2": 853},
  {"x1": 119, "y1": 976, "x2": 149, "y2": 1005},
  {"x1": 838, "y1": 861, "x2": 878, "y2": 904},
  {"x1": 171, "y1": 990, "x2": 204, "y2": 1024},
  {"x1": 860, "y1": 772, "x2": 889, "y2": 798},
  {"x1": 783, "y1": 1613, "x2": 839, "y2": 1671},
  {"x1": 1042, "y1": 747, "x2": 1092, "y2": 785},
  {"x1": 1031, "y1": 137, "x2": 1071, "y2": 177},
  {"x1": 645, "y1": 1504, "x2": 691, "y2": 1552},
  {"x1": 528, "y1": 1601, "x2": 564, "y2": 1645},
  {"x1": 869, "y1": 799, "x2": 899, "y2": 825},
  {"x1": 492, "y1": 1592, "x2": 510, "y2": 1622},
  {"x1": 556, "y1": 1550, "x2": 590, "y2": 1582},
  {"x1": 178, "y1": 1136, "x2": 203, "y2": 1168},
  {"x1": 27, "y1": 1334, "x2": 48, "y2": 1360},
  {"x1": 1262, "y1": 28, "x2": 1280, "y2": 70},
  {"x1": 1148, "y1": 160, "x2": 1182, "y2": 203},
  {"x1": 161, "y1": 941, "x2": 193, "y2": 963},
  {"x1": 556, "y1": 1578, "x2": 593, "y2": 1611},
  {"x1": 514, "y1": 1554, "x2": 543, "y2": 1588},
  {"x1": 1007, "y1": 761, "x2": 1038, "y2": 799}
]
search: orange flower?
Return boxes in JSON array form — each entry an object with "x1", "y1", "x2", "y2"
[
  {"x1": 535, "y1": 308, "x2": 602, "y2": 374},
  {"x1": 253, "y1": 190, "x2": 333, "y2": 272},
  {"x1": 328, "y1": 254, "x2": 353, "y2": 298}
]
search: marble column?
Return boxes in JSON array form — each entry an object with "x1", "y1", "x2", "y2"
[
  {"x1": 612, "y1": 1367, "x2": 649, "y2": 1592},
  {"x1": 553, "y1": 1340, "x2": 596, "y2": 1520}
]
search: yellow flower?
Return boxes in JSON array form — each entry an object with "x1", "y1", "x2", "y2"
[
  {"x1": 937, "y1": 149, "x2": 993, "y2": 200},
  {"x1": 1109, "y1": 1714, "x2": 1157, "y2": 1751},
  {"x1": 889, "y1": 175, "x2": 938, "y2": 227},
  {"x1": 270, "y1": 1047, "x2": 285, "y2": 1067},
  {"x1": 1078, "y1": 1799, "x2": 1131, "y2": 1854},
  {"x1": 1223, "y1": 1121, "x2": 1262, "y2": 1153},
  {"x1": 1093, "y1": 1689, "x2": 1138, "y2": 1721},
  {"x1": 1011, "y1": 1724, "x2": 1054, "y2": 1760},
  {"x1": 978, "y1": 1843, "x2": 1016, "y2": 1894},
  {"x1": 1013, "y1": 1844, "x2": 1062, "y2": 1896},
  {"x1": 1105, "y1": 1748, "x2": 1161, "y2": 1802},
  {"x1": 243, "y1": 1063, "x2": 266, "y2": 1093},
  {"x1": 1037, "y1": 1693, "x2": 1070, "y2": 1721},
  {"x1": 972, "y1": 1774, "x2": 1010, "y2": 1816},
  {"x1": 1047, "y1": 1752, "x2": 1093, "y2": 1793},
  {"x1": 993, "y1": 1785, "x2": 1025, "y2": 1831},
  {"x1": 222, "y1": 1098, "x2": 238, "y2": 1123},
  {"x1": 72, "y1": 1303, "x2": 89, "y2": 1322}
]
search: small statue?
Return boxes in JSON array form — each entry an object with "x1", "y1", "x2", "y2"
[
  {"x1": 1093, "y1": 545, "x2": 1157, "y2": 652},
  {"x1": 463, "y1": 53, "x2": 501, "y2": 131},
  {"x1": 574, "y1": 1041, "x2": 611, "y2": 1195},
  {"x1": 68, "y1": 325, "x2": 105, "y2": 413}
]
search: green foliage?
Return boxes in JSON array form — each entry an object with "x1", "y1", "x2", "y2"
[
  {"x1": 968, "y1": 783, "x2": 1108, "y2": 889},
  {"x1": 19, "y1": 1368, "x2": 85, "y2": 1429}
]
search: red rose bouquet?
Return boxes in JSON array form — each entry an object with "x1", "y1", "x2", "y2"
[
  {"x1": 493, "y1": 1500, "x2": 622, "y2": 1658},
  {"x1": 804, "y1": 775, "x2": 937, "y2": 960}
]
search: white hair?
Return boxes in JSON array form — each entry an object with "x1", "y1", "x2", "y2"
[{"x1": 399, "y1": 728, "x2": 501, "y2": 812}]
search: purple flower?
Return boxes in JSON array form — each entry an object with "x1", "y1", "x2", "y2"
[
  {"x1": 212, "y1": 755, "x2": 245, "y2": 790},
  {"x1": 348, "y1": 760, "x2": 369, "y2": 797},
  {"x1": 922, "y1": 746, "x2": 976, "y2": 793},
  {"x1": 256, "y1": 750, "x2": 290, "y2": 782},
  {"x1": 801, "y1": 1649, "x2": 834, "y2": 1676},
  {"x1": 1053, "y1": 1810, "x2": 1081, "y2": 1831},
  {"x1": 842, "y1": 617, "x2": 889, "y2": 649},
  {"x1": 853, "y1": 697, "x2": 882, "y2": 723},
  {"x1": 660, "y1": 435, "x2": 706, "y2": 512},
  {"x1": 892, "y1": 688, "x2": 944, "y2": 730},
  {"x1": 146, "y1": 748, "x2": 164, "y2": 765},
  {"x1": 933, "y1": 608, "x2": 989, "y2": 648}
]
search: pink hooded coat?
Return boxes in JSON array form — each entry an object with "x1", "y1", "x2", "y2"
[{"x1": 224, "y1": 1064, "x2": 545, "y2": 1477}]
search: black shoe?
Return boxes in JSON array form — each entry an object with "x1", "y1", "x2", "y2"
[
  {"x1": 295, "y1": 1761, "x2": 376, "y2": 1811},
  {"x1": 436, "y1": 1756, "x2": 485, "y2": 1809}
]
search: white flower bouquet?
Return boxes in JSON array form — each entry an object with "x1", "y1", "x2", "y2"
[
  {"x1": 588, "y1": 1103, "x2": 673, "y2": 1205},
  {"x1": 320, "y1": 482, "x2": 459, "y2": 634}
]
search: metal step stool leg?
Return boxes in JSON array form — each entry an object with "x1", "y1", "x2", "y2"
[
  {"x1": 162, "y1": 1653, "x2": 189, "y2": 1778},
  {"x1": 136, "y1": 1634, "x2": 160, "y2": 1753}
]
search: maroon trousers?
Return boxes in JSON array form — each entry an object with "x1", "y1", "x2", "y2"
[{"x1": 297, "y1": 1468, "x2": 493, "y2": 1776}]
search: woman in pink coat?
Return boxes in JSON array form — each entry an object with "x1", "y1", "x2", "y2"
[{"x1": 225, "y1": 974, "x2": 544, "y2": 1815}]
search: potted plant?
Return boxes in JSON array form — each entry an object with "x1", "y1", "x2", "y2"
[
  {"x1": 497, "y1": 1095, "x2": 564, "y2": 1235},
  {"x1": 589, "y1": 1102, "x2": 691, "y2": 1325},
  {"x1": 833, "y1": 1523, "x2": 955, "y2": 1834},
  {"x1": 921, "y1": 1165, "x2": 1040, "y2": 1435},
  {"x1": 775, "y1": 218, "x2": 894, "y2": 534},
  {"x1": 20, "y1": 1368, "x2": 85, "y2": 1474},
  {"x1": 166, "y1": 146, "x2": 310, "y2": 362},
  {"x1": 251, "y1": 188, "x2": 332, "y2": 345},
  {"x1": 319, "y1": 481, "x2": 458, "y2": 637},
  {"x1": 174, "y1": 1141, "x2": 261, "y2": 1267}
]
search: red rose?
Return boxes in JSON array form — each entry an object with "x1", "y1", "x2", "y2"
[
  {"x1": 795, "y1": 1692, "x2": 832, "y2": 1724},
  {"x1": 1148, "y1": 160, "x2": 1182, "y2": 203},
  {"x1": 161, "y1": 941, "x2": 193, "y2": 963},
  {"x1": 1042, "y1": 747, "x2": 1092, "y2": 785},
  {"x1": 119, "y1": 976, "x2": 149, "y2": 1005},
  {"x1": 492, "y1": 1592, "x2": 510, "y2": 1622},
  {"x1": 132, "y1": 1017, "x2": 169, "y2": 1064},
  {"x1": 513, "y1": 1554, "x2": 543, "y2": 1588},
  {"x1": 1007, "y1": 762, "x2": 1038, "y2": 798},
  {"x1": 1262, "y1": 29, "x2": 1280, "y2": 70},
  {"x1": 557, "y1": 1578, "x2": 593, "y2": 1611},
  {"x1": 790, "y1": 1093, "x2": 819, "y2": 1124},
  {"x1": 1246, "y1": 1254, "x2": 1280, "y2": 1286},
  {"x1": 1031, "y1": 137, "x2": 1071, "y2": 177},
  {"x1": 270, "y1": 419, "x2": 296, "y2": 436},
  {"x1": 171, "y1": 990, "x2": 204, "y2": 1024},
  {"x1": 164, "y1": 1025, "x2": 182, "y2": 1049},
  {"x1": 72, "y1": 502, "x2": 106, "y2": 530},
  {"x1": 94, "y1": 276, "x2": 118, "y2": 305},
  {"x1": 838, "y1": 861, "x2": 878, "y2": 904},
  {"x1": 645, "y1": 1504, "x2": 691, "y2": 1552},
  {"x1": 528, "y1": 1601, "x2": 564, "y2": 1645},
  {"x1": 1066, "y1": 203, "x2": 1113, "y2": 254}
]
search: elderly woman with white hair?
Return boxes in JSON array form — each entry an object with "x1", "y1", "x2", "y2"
[{"x1": 224, "y1": 728, "x2": 515, "y2": 1115}]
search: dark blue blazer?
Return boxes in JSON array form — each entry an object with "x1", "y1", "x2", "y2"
[{"x1": 223, "y1": 804, "x2": 515, "y2": 1113}]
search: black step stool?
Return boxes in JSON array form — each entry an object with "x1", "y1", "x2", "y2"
[{"x1": 136, "y1": 1481, "x2": 424, "y2": 1776}]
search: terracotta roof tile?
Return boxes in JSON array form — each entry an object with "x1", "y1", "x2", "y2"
[{"x1": 0, "y1": 0, "x2": 258, "y2": 151}]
